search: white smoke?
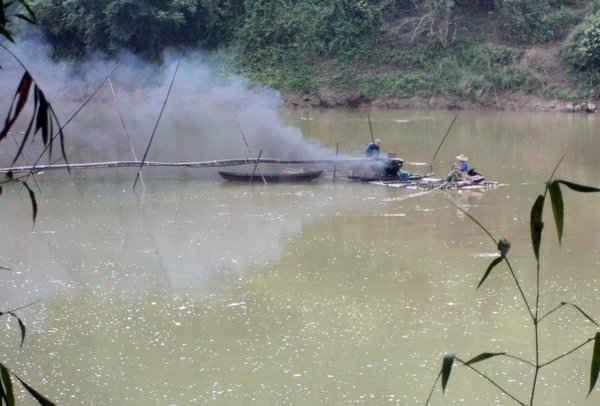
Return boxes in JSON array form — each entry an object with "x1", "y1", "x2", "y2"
[{"x1": 0, "y1": 35, "x2": 336, "y2": 171}]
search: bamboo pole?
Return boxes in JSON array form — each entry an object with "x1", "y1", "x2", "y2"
[
  {"x1": 250, "y1": 150, "x2": 266, "y2": 184},
  {"x1": 133, "y1": 61, "x2": 180, "y2": 190},
  {"x1": 0, "y1": 157, "x2": 376, "y2": 174},
  {"x1": 333, "y1": 143, "x2": 339, "y2": 183},
  {"x1": 108, "y1": 78, "x2": 145, "y2": 188}
]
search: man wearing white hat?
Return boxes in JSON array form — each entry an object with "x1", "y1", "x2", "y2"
[{"x1": 447, "y1": 154, "x2": 469, "y2": 182}]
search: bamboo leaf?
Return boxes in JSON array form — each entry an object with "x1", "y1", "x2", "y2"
[
  {"x1": 477, "y1": 256, "x2": 503, "y2": 289},
  {"x1": 530, "y1": 195, "x2": 545, "y2": 261},
  {"x1": 14, "y1": 375, "x2": 55, "y2": 406},
  {"x1": 441, "y1": 354, "x2": 454, "y2": 393},
  {"x1": 0, "y1": 364, "x2": 14, "y2": 406},
  {"x1": 557, "y1": 180, "x2": 600, "y2": 193},
  {"x1": 20, "y1": 181, "x2": 37, "y2": 223},
  {"x1": 7, "y1": 312, "x2": 25, "y2": 347},
  {"x1": 0, "y1": 372, "x2": 6, "y2": 404},
  {"x1": 11, "y1": 86, "x2": 38, "y2": 165},
  {"x1": 589, "y1": 332, "x2": 600, "y2": 397},
  {"x1": 465, "y1": 352, "x2": 506, "y2": 365},
  {"x1": 548, "y1": 181, "x2": 564, "y2": 243},
  {"x1": 34, "y1": 87, "x2": 49, "y2": 146},
  {"x1": 0, "y1": 72, "x2": 32, "y2": 141}
]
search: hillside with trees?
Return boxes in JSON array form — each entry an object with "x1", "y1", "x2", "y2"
[{"x1": 24, "y1": 0, "x2": 600, "y2": 109}]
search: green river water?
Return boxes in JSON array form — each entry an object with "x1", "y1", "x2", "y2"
[{"x1": 1, "y1": 109, "x2": 599, "y2": 405}]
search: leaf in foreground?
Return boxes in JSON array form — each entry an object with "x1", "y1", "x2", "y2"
[
  {"x1": 0, "y1": 363, "x2": 15, "y2": 406},
  {"x1": 0, "y1": 72, "x2": 32, "y2": 142},
  {"x1": 548, "y1": 181, "x2": 564, "y2": 243},
  {"x1": 21, "y1": 181, "x2": 37, "y2": 223},
  {"x1": 590, "y1": 332, "x2": 600, "y2": 397},
  {"x1": 441, "y1": 354, "x2": 455, "y2": 393},
  {"x1": 14, "y1": 375, "x2": 55, "y2": 406},
  {"x1": 8, "y1": 312, "x2": 26, "y2": 347},
  {"x1": 530, "y1": 195, "x2": 545, "y2": 261},
  {"x1": 465, "y1": 352, "x2": 506, "y2": 366},
  {"x1": 477, "y1": 256, "x2": 503, "y2": 289},
  {"x1": 557, "y1": 180, "x2": 600, "y2": 193}
]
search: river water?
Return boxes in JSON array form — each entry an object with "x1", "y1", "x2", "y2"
[{"x1": 1, "y1": 110, "x2": 599, "y2": 405}]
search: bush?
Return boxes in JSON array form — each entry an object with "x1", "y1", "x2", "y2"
[
  {"x1": 563, "y1": 11, "x2": 600, "y2": 71},
  {"x1": 30, "y1": 0, "x2": 240, "y2": 59},
  {"x1": 497, "y1": 0, "x2": 573, "y2": 44},
  {"x1": 237, "y1": 0, "x2": 380, "y2": 61}
]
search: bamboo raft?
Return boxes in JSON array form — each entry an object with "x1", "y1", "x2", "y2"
[{"x1": 369, "y1": 176, "x2": 502, "y2": 191}]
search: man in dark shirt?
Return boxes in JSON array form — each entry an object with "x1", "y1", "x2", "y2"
[{"x1": 365, "y1": 138, "x2": 382, "y2": 158}]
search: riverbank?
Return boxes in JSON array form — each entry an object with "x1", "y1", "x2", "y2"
[{"x1": 282, "y1": 90, "x2": 599, "y2": 113}]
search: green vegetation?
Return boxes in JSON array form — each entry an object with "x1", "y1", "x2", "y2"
[
  {"x1": 12, "y1": 1, "x2": 600, "y2": 104},
  {"x1": 563, "y1": 10, "x2": 600, "y2": 85},
  {"x1": 426, "y1": 166, "x2": 600, "y2": 405}
]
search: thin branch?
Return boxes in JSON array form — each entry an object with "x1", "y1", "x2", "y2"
[
  {"x1": 133, "y1": 61, "x2": 180, "y2": 190},
  {"x1": 538, "y1": 302, "x2": 567, "y2": 324},
  {"x1": 455, "y1": 357, "x2": 527, "y2": 406},
  {"x1": 540, "y1": 301, "x2": 599, "y2": 327},
  {"x1": 502, "y1": 353, "x2": 536, "y2": 368},
  {"x1": 448, "y1": 198, "x2": 497, "y2": 244},
  {"x1": 539, "y1": 337, "x2": 595, "y2": 368},
  {"x1": 503, "y1": 257, "x2": 535, "y2": 322},
  {"x1": 548, "y1": 153, "x2": 567, "y2": 183},
  {"x1": 430, "y1": 115, "x2": 458, "y2": 174},
  {"x1": 424, "y1": 371, "x2": 441, "y2": 405}
]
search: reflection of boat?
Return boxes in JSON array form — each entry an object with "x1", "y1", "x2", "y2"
[
  {"x1": 219, "y1": 170, "x2": 323, "y2": 183},
  {"x1": 371, "y1": 176, "x2": 501, "y2": 190}
]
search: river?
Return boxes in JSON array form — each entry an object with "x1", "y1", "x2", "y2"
[{"x1": 1, "y1": 109, "x2": 599, "y2": 405}]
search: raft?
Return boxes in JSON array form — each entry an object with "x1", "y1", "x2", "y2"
[{"x1": 370, "y1": 176, "x2": 501, "y2": 190}]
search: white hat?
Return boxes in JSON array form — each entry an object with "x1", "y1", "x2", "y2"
[{"x1": 456, "y1": 154, "x2": 469, "y2": 161}]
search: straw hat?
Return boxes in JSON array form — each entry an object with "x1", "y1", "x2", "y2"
[{"x1": 456, "y1": 154, "x2": 469, "y2": 161}]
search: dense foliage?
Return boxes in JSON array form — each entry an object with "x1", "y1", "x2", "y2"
[
  {"x1": 564, "y1": 11, "x2": 600, "y2": 72},
  {"x1": 30, "y1": 0, "x2": 241, "y2": 58},
  {"x1": 16, "y1": 0, "x2": 600, "y2": 99}
]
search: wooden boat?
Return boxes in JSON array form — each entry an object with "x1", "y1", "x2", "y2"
[{"x1": 219, "y1": 169, "x2": 323, "y2": 183}]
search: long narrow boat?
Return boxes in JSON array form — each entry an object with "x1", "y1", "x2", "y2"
[{"x1": 219, "y1": 170, "x2": 323, "y2": 183}]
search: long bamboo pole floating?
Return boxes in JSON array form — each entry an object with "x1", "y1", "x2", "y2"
[{"x1": 0, "y1": 157, "x2": 378, "y2": 174}]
